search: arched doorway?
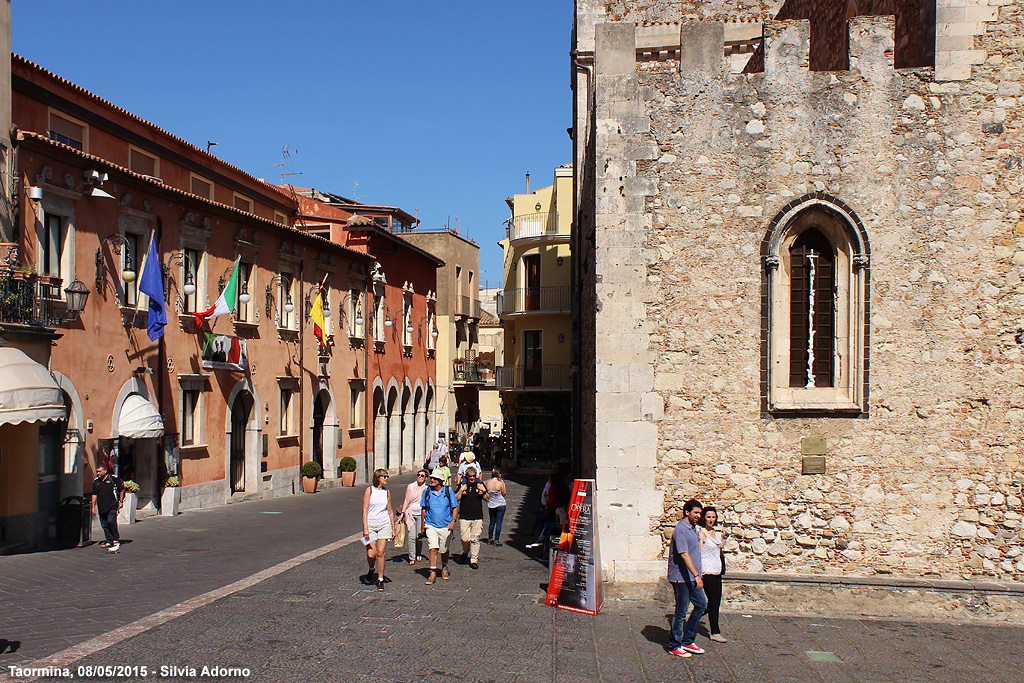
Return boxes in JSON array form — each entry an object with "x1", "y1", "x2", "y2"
[
  {"x1": 401, "y1": 383, "x2": 414, "y2": 473},
  {"x1": 387, "y1": 385, "x2": 400, "y2": 471},
  {"x1": 229, "y1": 391, "x2": 253, "y2": 493},
  {"x1": 312, "y1": 391, "x2": 326, "y2": 469},
  {"x1": 372, "y1": 386, "x2": 386, "y2": 471},
  {"x1": 413, "y1": 385, "x2": 426, "y2": 470},
  {"x1": 425, "y1": 383, "x2": 436, "y2": 450}
]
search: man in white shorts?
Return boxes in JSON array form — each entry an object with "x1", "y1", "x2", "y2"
[{"x1": 421, "y1": 468, "x2": 459, "y2": 585}]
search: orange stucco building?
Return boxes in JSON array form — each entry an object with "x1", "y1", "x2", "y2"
[
  {"x1": 293, "y1": 190, "x2": 443, "y2": 473},
  {"x1": 1, "y1": 55, "x2": 437, "y2": 546}
]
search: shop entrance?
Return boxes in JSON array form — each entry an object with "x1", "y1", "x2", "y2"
[{"x1": 230, "y1": 391, "x2": 253, "y2": 493}]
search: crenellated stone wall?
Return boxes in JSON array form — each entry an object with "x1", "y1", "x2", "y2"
[{"x1": 576, "y1": 0, "x2": 1024, "y2": 597}]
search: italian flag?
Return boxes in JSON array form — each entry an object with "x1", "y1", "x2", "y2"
[{"x1": 194, "y1": 257, "x2": 239, "y2": 328}]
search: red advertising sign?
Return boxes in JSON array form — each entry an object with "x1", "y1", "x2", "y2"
[{"x1": 546, "y1": 479, "x2": 602, "y2": 614}]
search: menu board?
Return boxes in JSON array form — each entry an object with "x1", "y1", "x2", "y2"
[{"x1": 545, "y1": 479, "x2": 602, "y2": 615}]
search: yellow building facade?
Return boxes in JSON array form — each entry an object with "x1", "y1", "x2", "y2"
[{"x1": 498, "y1": 165, "x2": 572, "y2": 470}]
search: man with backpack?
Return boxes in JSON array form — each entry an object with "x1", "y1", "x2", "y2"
[
  {"x1": 91, "y1": 463, "x2": 125, "y2": 553},
  {"x1": 421, "y1": 468, "x2": 459, "y2": 585}
]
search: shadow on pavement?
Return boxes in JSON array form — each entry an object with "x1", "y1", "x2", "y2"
[
  {"x1": 641, "y1": 625, "x2": 671, "y2": 648},
  {"x1": 503, "y1": 473, "x2": 550, "y2": 566},
  {"x1": 0, "y1": 639, "x2": 21, "y2": 655}
]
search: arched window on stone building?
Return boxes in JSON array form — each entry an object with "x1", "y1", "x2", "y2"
[
  {"x1": 789, "y1": 228, "x2": 835, "y2": 389},
  {"x1": 762, "y1": 194, "x2": 870, "y2": 415}
]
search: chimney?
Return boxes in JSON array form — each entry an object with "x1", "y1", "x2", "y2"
[{"x1": 525, "y1": 172, "x2": 530, "y2": 195}]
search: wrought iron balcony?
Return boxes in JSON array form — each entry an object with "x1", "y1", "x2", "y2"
[
  {"x1": 508, "y1": 212, "x2": 561, "y2": 241},
  {"x1": 496, "y1": 363, "x2": 571, "y2": 391},
  {"x1": 0, "y1": 272, "x2": 62, "y2": 328},
  {"x1": 453, "y1": 359, "x2": 493, "y2": 384},
  {"x1": 456, "y1": 295, "x2": 481, "y2": 319},
  {"x1": 496, "y1": 286, "x2": 570, "y2": 316}
]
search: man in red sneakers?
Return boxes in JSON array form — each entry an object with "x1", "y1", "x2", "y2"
[{"x1": 667, "y1": 499, "x2": 708, "y2": 658}]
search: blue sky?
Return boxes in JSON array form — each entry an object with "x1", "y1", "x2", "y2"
[{"x1": 12, "y1": 1, "x2": 573, "y2": 287}]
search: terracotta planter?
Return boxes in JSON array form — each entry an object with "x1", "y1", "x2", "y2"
[
  {"x1": 341, "y1": 471, "x2": 356, "y2": 487},
  {"x1": 302, "y1": 476, "x2": 318, "y2": 494}
]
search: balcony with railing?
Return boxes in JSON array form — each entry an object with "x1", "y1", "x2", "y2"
[
  {"x1": 453, "y1": 359, "x2": 493, "y2": 385},
  {"x1": 456, "y1": 295, "x2": 482, "y2": 319},
  {"x1": 508, "y1": 212, "x2": 563, "y2": 242},
  {"x1": 0, "y1": 272, "x2": 62, "y2": 328},
  {"x1": 497, "y1": 286, "x2": 570, "y2": 316},
  {"x1": 496, "y1": 364, "x2": 571, "y2": 391}
]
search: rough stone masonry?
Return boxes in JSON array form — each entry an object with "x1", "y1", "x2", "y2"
[{"x1": 572, "y1": 0, "x2": 1024, "y2": 614}]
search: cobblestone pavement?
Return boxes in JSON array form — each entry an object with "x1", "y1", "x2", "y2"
[{"x1": 2, "y1": 475, "x2": 1024, "y2": 683}]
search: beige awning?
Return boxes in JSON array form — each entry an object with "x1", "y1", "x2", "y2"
[
  {"x1": 118, "y1": 393, "x2": 164, "y2": 439},
  {"x1": 0, "y1": 347, "x2": 66, "y2": 427}
]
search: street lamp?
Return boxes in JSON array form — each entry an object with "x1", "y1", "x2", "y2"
[
  {"x1": 163, "y1": 251, "x2": 197, "y2": 301},
  {"x1": 94, "y1": 234, "x2": 137, "y2": 291},
  {"x1": 266, "y1": 274, "x2": 295, "y2": 326},
  {"x1": 63, "y1": 279, "x2": 90, "y2": 319}
]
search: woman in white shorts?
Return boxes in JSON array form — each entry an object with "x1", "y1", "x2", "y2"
[{"x1": 362, "y1": 468, "x2": 395, "y2": 591}]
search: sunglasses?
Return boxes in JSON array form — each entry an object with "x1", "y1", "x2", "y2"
[
  {"x1": 417, "y1": 474, "x2": 427, "y2": 478},
  {"x1": 380, "y1": 474, "x2": 389, "y2": 479}
]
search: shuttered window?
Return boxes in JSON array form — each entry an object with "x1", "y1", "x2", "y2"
[
  {"x1": 789, "y1": 229, "x2": 835, "y2": 388},
  {"x1": 129, "y1": 147, "x2": 158, "y2": 177},
  {"x1": 191, "y1": 174, "x2": 213, "y2": 199},
  {"x1": 49, "y1": 112, "x2": 85, "y2": 151},
  {"x1": 233, "y1": 194, "x2": 253, "y2": 212}
]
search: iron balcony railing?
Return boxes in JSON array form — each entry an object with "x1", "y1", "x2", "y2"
[
  {"x1": 456, "y1": 295, "x2": 481, "y2": 318},
  {"x1": 496, "y1": 363, "x2": 571, "y2": 390},
  {"x1": 496, "y1": 286, "x2": 571, "y2": 316},
  {"x1": 453, "y1": 359, "x2": 492, "y2": 384},
  {"x1": 0, "y1": 273, "x2": 61, "y2": 327},
  {"x1": 509, "y1": 212, "x2": 560, "y2": 241}
]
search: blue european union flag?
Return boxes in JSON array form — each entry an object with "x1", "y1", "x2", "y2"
[{"x1": 138, "y1": 235, "x2": 167, "y2": 341}]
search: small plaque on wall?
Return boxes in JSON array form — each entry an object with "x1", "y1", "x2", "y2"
[
  {"x1": 802, "y1": 456, "x2": 827, "y2": 475},
  {"x1": 801, "y1": 436, "x2": 827, "y2": 455}
]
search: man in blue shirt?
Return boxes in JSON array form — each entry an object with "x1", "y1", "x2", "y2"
[
  {"x1": 667, "y1": 499, "x2": 707, "y2": 657},
  {"x1": 421, "y1": 468, "x2": 459, "y2": 585}
]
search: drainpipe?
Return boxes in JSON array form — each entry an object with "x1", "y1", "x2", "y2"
[
  {"x1": 363, "y1": 272, "x2": 370, "y2": 484},
  {"x1": 155, "y1": 217, "x2": 166, "y2": 487},
  {"x1": 298, "y1": 258, "x2": 305, "y2": 484}
]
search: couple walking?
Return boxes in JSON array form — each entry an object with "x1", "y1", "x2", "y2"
[{"x1": 667, "y1": 498, "x2": 729, "y2": 658}]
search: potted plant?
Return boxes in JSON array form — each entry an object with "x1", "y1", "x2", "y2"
[
  {"x1": 338, "y1": 456, "x2": 357, "y2": 487},
  {"x1": 119, "y1": 480, "x2": 140, "y2": 525},
  {"x1": 161, "y1": 476, "x2": 181, "y2": 516},
  {"x1": 301, "y1": 461, "x2": 323, "y2": 493}
]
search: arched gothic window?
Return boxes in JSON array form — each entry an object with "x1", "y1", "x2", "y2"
[
  {"x1": 762, "y1": 195, "x2": 869, "y2": 415},
  {"x1": 789, "y1": 229, "x2": 835, "y2": 389}
]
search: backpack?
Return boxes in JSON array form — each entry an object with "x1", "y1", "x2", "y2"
[{"x1": 422, "y1": 486, "x2": 457, "y2": 515}]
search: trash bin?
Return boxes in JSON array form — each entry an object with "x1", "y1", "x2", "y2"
[{"x1": 57, "y1": 496, "x2": 85, "y2": 547}]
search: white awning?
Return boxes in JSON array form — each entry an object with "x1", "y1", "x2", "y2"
[
  {"x1": 118, "y1": 393, "x2": 164, "y2": 439},
  {"x1": 0, "y1": 347, "x2": 66, "y2": 427}
]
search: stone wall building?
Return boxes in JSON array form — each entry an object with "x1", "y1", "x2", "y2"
[{"x1": 572, "y1": 0, "x2": 1024, "y2": 599}]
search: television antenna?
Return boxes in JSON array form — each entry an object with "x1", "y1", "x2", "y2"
[
  {"x1": 352, "y1": 181, "x2": 366, "y2": 203},
  {"x1": 274, "y1": 146, "x2": 302, "y2": 185}
]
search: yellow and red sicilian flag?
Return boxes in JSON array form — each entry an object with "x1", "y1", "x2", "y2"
[{"x1": 309, "y1": 274, "x2": 329, "y2": 347}]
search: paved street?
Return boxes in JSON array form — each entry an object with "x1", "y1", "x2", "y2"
[{"x1": 3, "y1": 475, "x2": 1024, "y2": 683}]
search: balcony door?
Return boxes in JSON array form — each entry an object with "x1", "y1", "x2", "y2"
[
  {"x1": 523, "y1": 254, "x2": 540, "y2": 311},
  {"x1": 523, "y1": 330, "x2": 542, "y2": 387}
]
